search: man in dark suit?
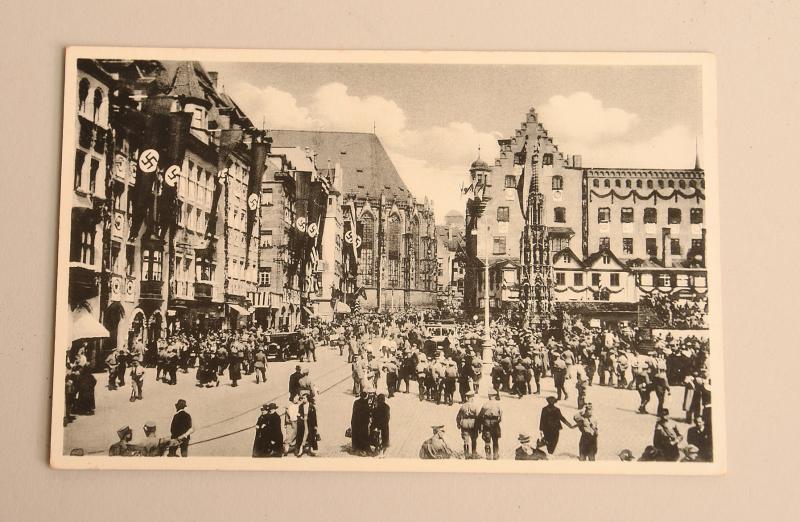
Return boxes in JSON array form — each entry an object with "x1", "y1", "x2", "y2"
[
  {"x1": 288, "y1": 365, "x2": 303, "y2": 402},
  {"x1": 169, "y1": 399, "x2": 193, "y2": 457},
  {"x1": 538, "y1": 396, "x2": 575, "y2": 454},
  {"x1": 687, "y1": 416, "x2": 712, "y2": 462}
]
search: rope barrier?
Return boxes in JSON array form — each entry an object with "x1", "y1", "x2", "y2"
[{"x1": 71, "y1": 355, "x2": 353, "y2": 455}]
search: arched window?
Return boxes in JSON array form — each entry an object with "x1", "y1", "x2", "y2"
[
  {"x1": 615, "y1": 179, "x2": 621, "y2": 188},
  {"x1": 387, "y1": 214, "x2": 401, "y2": 287},
  {"x1": 593, "y1": 179, "x2": 599, "y2": 188},
  {"x1": 93, "y1": 88, "x2": 103, "y2": 121},
  {"x1": 554, "y1": 207, "x2": 566, "y2": 223},
  {"x1": 636, "y1": 180, "x2": 643, "y2": 188},
  {"x1": 647, "y1": 180, "x2": 654, "y2": 189},
  {"x1": 551, "y1": 175, "x2": 563, "y2": 190},
  {"x1": 358, "y1": 213, "x2": 375, "y2": 286},
  {"x1": 604, "y1": 179, "x2": 610, "y2": 188},
  {"x1": 625, "y1": 180, "x2": 632, "y2": 188},
  {"x1": 542, "y1": 153, "x2": 553, "y2": 165},
  {"x1": 679, "y1": 180, "x2": 686, "y2": 189},
  {"x1": 668, "y1": 180, "x2": 675, "y2": 188},
  {"x1": 78, "y1": 79, "x2": 90, "y2": 110}
]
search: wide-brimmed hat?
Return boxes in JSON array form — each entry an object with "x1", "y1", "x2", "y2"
[
  {"x1": 117, "y1": 425, "x2": 132, "y2": 438},
  {"x1": 518, "y1": 432, "x2": 531, "y2": 443},
  {"x1": 546, "y1": 396, "x2": 558, "y2": 404}
]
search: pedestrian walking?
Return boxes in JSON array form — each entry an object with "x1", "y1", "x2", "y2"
[
  {"x1": 253, "y1": 349, "x2": 267, "y2": 384},
  {"x1": 253, "y1": 403, "x2": 284, "y2": 458},
  {"x1": 574, "y1": 404, "x2": 598, "y2": 461},
  {"x1": 168, "y1": 399, "x2": 193, "y2": 457},
  {"x1": 129, "y1": 360, "x2": 144, "y2": 401},
  {"x1": 652, "y1": 408, "x2": 683, "y2": 461},
  {"x1": 538, "y1": 396, "x2": 575, "y2": 455}
]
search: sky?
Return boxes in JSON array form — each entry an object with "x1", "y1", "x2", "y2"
[{"x1": 206, "y1": 61, "x2": 703, "y2": 221}]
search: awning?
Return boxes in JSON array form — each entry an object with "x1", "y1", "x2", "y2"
[
  {"x1": 228, "y1": 304, "x2": 251, "y2": 316},
  {"x1": 71, "y1": 308, "x2": 110, "y2": 342},
  {"x1": 303, "y1": 305, "x2": 317, "y2": 317},
  {"x1": 334, "y1": 301, "x2": 351, "y2": 314}
]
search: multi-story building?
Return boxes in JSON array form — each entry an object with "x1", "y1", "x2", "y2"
[
  {"x1": 68, "y1": 59, "x2": 113, "y2": 367},
  {"x1": 464, "y1": 107, "x2": 706, "y2": 325},
  {"x1": 269, "y1": 130, "x2": 438, "y2": 311},
  {"x1": 68, "y1": 59, "x2": 264, "y2": 367}
]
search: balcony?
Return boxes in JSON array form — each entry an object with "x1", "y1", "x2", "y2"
[
  {"x1": 194, "y1": 282, "x2": 214, "y2": 300},
  {"x1": 139, "y1": 279, "x2": 164, "y2": 301}
]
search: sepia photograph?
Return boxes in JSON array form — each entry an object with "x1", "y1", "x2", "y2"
[{"x1": 51, "y1": 48, "x2": 723, "y2": 473}]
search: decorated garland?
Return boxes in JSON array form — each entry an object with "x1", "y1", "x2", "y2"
[
  {"x1": 638, "y1": 285, "x2": 708, "y2": 296},
  {"x1": 553, "y1": 285, "x2": 626, "y2": 293},
  {"x1": 589, "y1": 188, "x2": 704, "y2": 204}
]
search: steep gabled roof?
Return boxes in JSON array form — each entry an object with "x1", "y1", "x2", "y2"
[
  {"x1": 584, "y1": 247, "x2": 628, "y2": 270},
  {"x1": 268, "y1": 130, "x2": 411, "y2": 201},
  {"x1": 552, "y1": 247, "x2": 585, "y2": 268}
]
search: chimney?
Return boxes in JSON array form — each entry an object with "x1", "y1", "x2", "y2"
[
  {"x1": 573, "y1": 155, "x2": 582, "y2": 168},
  {"x1": 208, "y1": 71, "x2": 219, "y2": 88}
]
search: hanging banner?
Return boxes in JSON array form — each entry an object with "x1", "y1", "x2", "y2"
[
  {"x1": 156, "y1": 111, "x2": 193, "y2": 238},
  {"x1": 244, "y1": 137, "x2": 269, "y2": 265},
  {"x1": 205, "y1": 128, "x2": 244, "y2": 246},
  {"x1": 128, "y1": 113, "x2": 168, "y2": 241}
]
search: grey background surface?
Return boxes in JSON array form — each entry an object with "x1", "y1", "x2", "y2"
[{"x1": 0, "y1": 0, "x2": 798, "y2": 519}]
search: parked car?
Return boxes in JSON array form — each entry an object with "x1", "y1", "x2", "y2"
[{"x1": 265, "y1": 331, "x2": 302, "y2": 361}]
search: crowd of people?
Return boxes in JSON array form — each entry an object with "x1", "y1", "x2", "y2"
[
  {"x1": 641, "y1": 293, "x2": 709, "y2": 329},
  {"x1": 70, "y1": 303, "x2": 714, "y2": 462}
]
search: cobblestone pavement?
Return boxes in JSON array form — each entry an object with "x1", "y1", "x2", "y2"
[{"x1": 64, "y1": 346, "x2": 686, "y2": 460}]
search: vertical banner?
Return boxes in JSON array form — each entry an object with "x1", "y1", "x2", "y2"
[
  {"x1": 206, "y1": 129, "x2": 243, "y2": 246},
  {"x1": 244, "y1": 136, "x2": 269, "y2": 265},
  {"x1": 128, "y1": 113, "x2": 168, "y2": 241},
  {"x1": 157, "y1": 111, "x2": 193, "y2": 238}
]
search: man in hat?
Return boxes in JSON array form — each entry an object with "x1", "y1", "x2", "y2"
[
  {"x1": 283, "y1": 396, "x2": 299, "y2": 456},
  {"x1": 371, "y1": 394, "x2": 390, "y2": 458},
  {"x1": 515, "y1": 433, "x2": 548, "y2": 460},
  {"x1": 108, "y1": 425, "x2": 135, "y2": 456},
  {"x1": 617, "y1": 449, "x2": 636, "y2": 462},
  {"x1": 288, "y1": 365, "x2": 303, "y2": 402},
  {"x1": 552, "y1": 353, "x2": 568, "y2": 400},
  {"x1": 456, "y1": 390, "x2": 480, "y2": 458},
  {"x1": 652, "y1": 408, "x2": 683, "y2": 461},
  {"x1": 419, "y1": 425, "x2": 453, "y2": 459},
  {"x1": 478, "y1": 393, "x2": 503, "y2": 460},
  {"x1": 168, "y1": 399, "x2": 193, "y2": 457},
  {"x1": 129, "y1": 359, "x2": 144, "y2": 401},
  {"x1": 139, "y1": 422, "x2": 172, "y2": 457},
  {"x1": 298, "y1": 368, "x2": 317, "y2": 398},
  {"x1": 253, "y1": 348, "x2": 267, "y2": 384},
  {"x1": 538, "y1": 396, "x2": 575, "y2": 455}
]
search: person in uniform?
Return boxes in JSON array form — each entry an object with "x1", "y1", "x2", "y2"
[
  {"x1": 419, "y1": 425, "x2": 453, "y2": 459},
  {"x1": 416, "y1": 355, "x2": 429, "y2": 401},
  {"x1": 139, "y1": 422, "x2": 172, "y2": 457},
  {"x1": 108, "y1": 425, "x2": 136, "y2": 456},
  {"x1": 383, "y1": 356, "x2": 399, "y2": 398},
  {"x1": 168, "y1": 399, "x2": 193, "y2": 457},
  {"x1": 105, "y1": 350, "x2": 119, "y2": 390},
  {"x1": 228, "y1": 345, "x2": 242, "y2": 387},
  {"x1": 129, "y1": 359, "x2": 144, "y2": 401},
  {"x1": 456, "y1": 390, "x2": 480, "y2": 459},
  {"x1": 573, "y1": 403, "x2": 599, "y2": 461},
  {"x1": 574, "y1": 364, "x2": 589, "y2": 410},
  {"x1": 652, "y1": 408, "x2": 683, "y2": 461},
  {"x1": 478, "y1": 394, "x2": 503, "y2": 460},
  {"x1": 552, "y1": 353, "x2": 568, "y2": 400},
  {"x1": 253, "y1": 348, "x2": 267, "y2": 384},
  {"x1": 470, "y1": 354, "x2": 483, "y2": 394},
  {"x1": 514, "y1": 433, "x2": 548, "y2": 460},
  {"x1": 538, "y1": 396, "x2": 575, "y2": 455},
  {"x1": 652, "y1": 353, "x2": 671, "y2": 416},
  {"x1": 443, "y1": 358, "x2": 458, "y2": 406}
]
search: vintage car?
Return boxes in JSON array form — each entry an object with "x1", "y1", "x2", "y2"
[
  {"x1": 265, "y1": 331, "x2": 303, "y2": 361},
  {"x1": 421, "y1": 322, "x2": 457, "y2": 357}
]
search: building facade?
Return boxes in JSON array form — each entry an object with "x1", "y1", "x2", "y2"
[{"x1": 464, "y1": 107, "x2": 707, "y2": 325}]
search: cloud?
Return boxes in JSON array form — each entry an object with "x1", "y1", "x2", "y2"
[
  {"x1": 226, "y1": 82, "x2": 316, "y2": 130},
  {"x1": 538, "y1": 92, "x2": 639, "y2": 144},
  {"x1": 537, "y1": 92, "x2": 696, "y2": 169},
  {"x1": 400, "y1": 122, "x2": 502, "y2": 171},
  {"x1": 576, "y1": 125, "x2": 697, "y2": 169},
  {"x1": 312, "y1": 82, "x2": 407, "y2": 144}
]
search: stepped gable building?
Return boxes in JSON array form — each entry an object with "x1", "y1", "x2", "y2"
[
  {"x1": 464, "y1": 107, "x2": 707, "y2": 326},
  {"x1": 269, "y1": 130, "x2": 438, "y2": 311}
]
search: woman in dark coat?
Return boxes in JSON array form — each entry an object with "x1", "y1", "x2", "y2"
[
  {"x1": 253, "y1": 403, "x2": 284, "y2": 457},
  {"x1": 350, "y1": 392, "x2": 371, "y2": 455},
  {"x1": 74, "y1": 367, "x2": 96, "y2": 415},
  {"x1": 229, "y1": 348, "x2": 242, "y2": 387}
]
